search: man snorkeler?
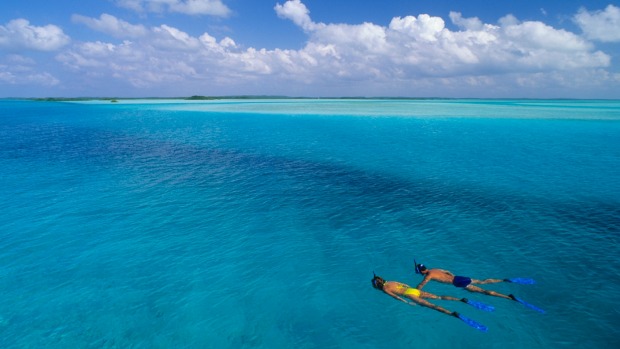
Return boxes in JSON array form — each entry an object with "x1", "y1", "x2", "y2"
[{"x1": 413, "y1": 261, "x2": 532, "y2": 301}]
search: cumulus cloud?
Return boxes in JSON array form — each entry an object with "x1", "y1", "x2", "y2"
[
  {"x1": 72, "y1": 14, "x2": 147, "y2": 39},
  {"x1": 115, "y1": 0, "x2": 231, "y2": 17},
  {"x1": 0, "y1": 19, "x2": 70, "y2": 51},
  {"x1": 152, "y1": 25, "x2": 202, "y2": 50},
  {"x1": 0, "y1": 69, "x2": 60, "y2": 86},
  {"x1": 271, "y1": 3, "x2": 609, "y2": 79},
  {"x1": 449, "y1": 12, "x2": 484, "y2": 31},
  {"x1": 574, "y1": 4, "x2": 620, "y2": 42},
  {"x1": 390, "y1": 14, "x2": 445, "y2": 42},
  {"x1": 0, "y1": 55, "x2": 59, "y2": 85},
  {"x1": 45, "y1": 1, "x2": 617, "y2": 97},
  {"x1": 274, "y1": 0, "x2": 317, "y2": 32},
  {"x1": 56, "y1": 24, "x2": 237, "y2": 87}
]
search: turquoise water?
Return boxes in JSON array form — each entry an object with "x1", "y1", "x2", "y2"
[{"x1": 1, "y1": 99, "x2": 619, "y2": 348}]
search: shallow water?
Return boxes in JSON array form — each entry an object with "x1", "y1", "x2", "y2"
[{"x1": 1, "y1": 99, "x2": 619, "y2": 348}]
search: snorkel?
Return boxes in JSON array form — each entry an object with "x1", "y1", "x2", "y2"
[
  {"x1": 414, "y1": 259, "x2": 426, "y2": 274},
  {"x1": 371, "y1": 271, "x2": 384, "y2": 290}
]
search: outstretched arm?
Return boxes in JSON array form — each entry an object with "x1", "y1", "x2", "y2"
[
  {"x1": 385, "y1": 290, "x2": 415, "y2": 305},
  {"x1": 416, "y1": 276, "x2": 431, "y2": 290}
]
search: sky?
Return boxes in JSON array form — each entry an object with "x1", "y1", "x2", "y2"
[{"x1": 1, "y1": 0, "x2": 620, "y2": 98}]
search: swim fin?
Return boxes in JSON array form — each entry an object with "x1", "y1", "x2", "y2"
[
  {"x1": 453, "y1": 312, "x2": 488, "y2": 332},
  {"x1": 505, "y1": 278, "x2": 536, "y2": 285},
  {"x1": 462, "y1": 298, "x2": 495, "y2": 312},
  {"x1": 510, "y1": 295, "x2": 545, "y2": 313}
]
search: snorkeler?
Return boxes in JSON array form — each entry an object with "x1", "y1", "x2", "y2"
[
  {"x1": 371, "y1": 273, "x2": 489, "y2": 331},
  {"x1": 413, "y1": 261, "x2": 533, "y2": 301}
]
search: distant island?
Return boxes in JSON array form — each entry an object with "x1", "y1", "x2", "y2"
[
  {"x1": 20, "y1": 96, "x2": 454, "y2": 102},
  {"x1": 3, "y1": 96, "x2": 601, "y2": 102}
]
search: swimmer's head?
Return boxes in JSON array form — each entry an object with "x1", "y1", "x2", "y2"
[
  {"x1": 371, "y1": 274, "x2": 385, "y2": 290},
  {"x1": 415, "y1": 263, "x2": 427, "y2": 274}
]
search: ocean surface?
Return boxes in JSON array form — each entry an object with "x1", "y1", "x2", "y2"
[{"x1": 0, "y1": 99, "x2": 619, "y2": 348}]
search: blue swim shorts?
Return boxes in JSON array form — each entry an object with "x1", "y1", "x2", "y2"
[{"x1": 453, "y1": 276, "x2": 472, "y2": 288}]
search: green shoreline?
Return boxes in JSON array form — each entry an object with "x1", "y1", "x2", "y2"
[
  {"x1": 24, "y1": 96, "x2": 452, "y2": 102},
  {"x1": 4, "y1": 96, "x2": 617, "y2": 102}
]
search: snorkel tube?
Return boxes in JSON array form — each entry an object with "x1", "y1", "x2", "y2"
[
  {"x1": 371, "y1": 271, "x2": 386, "y2": 290},
  {"x1": 414, "y1": 259, "x2": 421, "y2": 274}
]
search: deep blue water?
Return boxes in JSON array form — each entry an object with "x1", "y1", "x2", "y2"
[{"x1": 1, "y1": 99, "x2": 619, "y2": 348}]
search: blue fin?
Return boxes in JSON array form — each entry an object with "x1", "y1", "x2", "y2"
[
  {"x1": 455, "y1": 313, "x2": 488, "y2": 332},
  {"x1": 511, "y1": 295, "x2": 545, "y2": 313},
  {"x1": 463, "y1": 299, "x2": 495, "y2": 312},
  {"x1": 505, "y1": 278, "x2": 536, "y2": 285}
]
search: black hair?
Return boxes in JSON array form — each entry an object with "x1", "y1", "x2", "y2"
[{"x1": 371, "y1": 275, "x2": 385, "y2": 290}]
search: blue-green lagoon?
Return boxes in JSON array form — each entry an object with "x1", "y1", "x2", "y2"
[{"x1": 1, "y1": 99, "x2": 619, "y2": 348}]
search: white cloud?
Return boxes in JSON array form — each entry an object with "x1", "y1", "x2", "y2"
[
  {"x1": 115, "y1": 0, "x2": 231, "y2": 17},
  {"x1": 0, "y1": 69, "x2": 60, "y2": 86},
  {"x1": 170, "y1": 0, "x2": 230, "y2": 16},
  {"x1": 152, "y1": 25, "x2": 202, "y2": 50},
  {"x1": 115, "y1": 0, "x2": 143, "y2": 12},
  {"x1": 574, "y1": 4, "x2": 620, "y2": 42},
  {"x1": 501, "y1": 18, "x2": 592, "y2": 52},
  {"x1": 72, "y1": 14, "x2": 147, "y2": 39},
  {"x1": 6, "y1": 54, "x2": 36, "y2": 65},
  {"x1": 56, "y1": 24, "x2": 236, "y2": 87},
  {"x1": 449, "y1": 12, "x2": 483, "y2": 31},
  {"x1": 40, "y1": 1, "x2": 617, "y2": 97},
  {"x1": 0, "y1": 55, "x2": 59, "y2": 85},
  {"x1": 272, "y1": 6, "x2": 608, "y2": 79},
  {"x1": 0, "y1": 19, "x2": 70, "y2": 51},
  {"x1": 390, "y1": 14, "x2": 445, "y2": 42},
  {"x1": 275, "y1": 0, "x2": 317, "y2": 32}
]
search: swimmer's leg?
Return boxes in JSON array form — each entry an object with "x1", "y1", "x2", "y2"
[
  {"x1": 420, "y1": 291, "x2": 461, "y2": 302},
  {"x1": 412, "y1": 296, "x2": 489, "y2": 331},
  {"x1": 421, "y1": 291, "x2": 494, "y2": 311},
  {"x1": 410, "y1": 297, "x2": 453, "y2": 316},
  {"x1": 471, "y1": 278, "x2": 504, "y2": 285},
  {"x1": 465, "y1": 285, "x2": 513, "y2": 300}
]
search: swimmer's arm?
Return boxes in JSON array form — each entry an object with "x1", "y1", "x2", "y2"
[
  {"x1": 385, "y1": 290, "x2": 413, "y2": 305},
  {"x1": 416, "y1": 276, "x2": 430, "y2": 290}
]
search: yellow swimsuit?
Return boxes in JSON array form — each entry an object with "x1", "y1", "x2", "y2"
[
  {"x1": 404, "y1": 287, "x2": 421, "y2": 297},
  {"x1": 393, "y1": 283, "x2": 421, "y2": 297}
]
